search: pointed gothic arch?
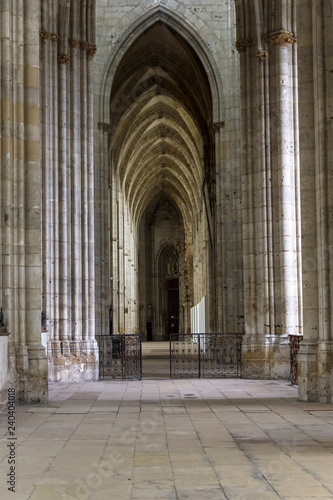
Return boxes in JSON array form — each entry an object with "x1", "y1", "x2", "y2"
[
  {"x1": 99, "y1": 5, "x2": 222, "y2": 125},
  {"x1": 96, "y1": 9, "x2": 221, "y2": 338}
]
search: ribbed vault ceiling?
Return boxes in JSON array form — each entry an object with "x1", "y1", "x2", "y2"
[{"x1": 110, "y1": 22, "x2": 212, "y2": 227}]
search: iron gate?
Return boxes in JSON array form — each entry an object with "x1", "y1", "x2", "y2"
[
  {"x1": 170, "y1": 333, "x2": 243, "y2": 378},
  {"x1": 289, "y1": 334, "x2": 303, "y2": 385},
  {"x1": 96, "y1": 334, "x2": 142, "y2": 380}
]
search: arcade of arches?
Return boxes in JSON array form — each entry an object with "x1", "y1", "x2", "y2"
[{"x1": 0, "y1": 0, "x2": 332, "y2": 406}]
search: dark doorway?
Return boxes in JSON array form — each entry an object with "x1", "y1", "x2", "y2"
[
  {"x1": 146, "y1": 322, "x2": 152, "y2": 341},
  {"x1": 167, "y1": 279, "x2": 179, "y2": 337}
]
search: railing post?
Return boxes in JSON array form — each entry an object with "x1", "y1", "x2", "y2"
[
  {"x1": 198, "y1": 334, "x2": 201, "y2": 378},
  {"x1": 99, "y1": 335, "x2": 104, "y2": 380},
  {"x1": 169, "y1": 334, "x2": 172, "y2": 379},
  {"x1": 289, "y1": 334, "x2": 303, "y2": 385},
  {"x1": 139, "y1": 334, "x2": 142, "y2": 380},
  {"x1": 122, "y1": 335, "x2": 125, "y2": 381}
]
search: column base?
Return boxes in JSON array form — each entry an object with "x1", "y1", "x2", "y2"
[
  {"x1": 0, "y1": 387, "x2": 8, "y2": 412},
  {"x1": 298, "y1": 340, "x2": 333, "y2": 403},
  {"x1": 0, "y1": 334, "x2": 9, "y2": 411},
  {"x1": 48, "y1": 340, "x2": 99, "y2": 382},
  {"x1": 242, "y1": 334, "x2": 290, "y2": 379},
  {"x1": 18, "y1": 345, "x2": 48, "y2": 404}
]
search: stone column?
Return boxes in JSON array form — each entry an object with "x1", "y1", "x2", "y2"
[
  {"x1": 118, "y1": 195, "x2": 125, "y2": 334},
  {"x1": 1, "y1": 0, "x2": 15, "y2": 353},
  {"x1": 58, "y1": 45, "x2": 71, "y2": 359},
  {"x1": 86, "y1": 5, "x2": 97, "y2": 355},
  {"x1": 237, "y1": 1, "x2": 301, "y2": 378},
  {"x1": 0, "y1": 0, "x2": 47, "y2": 402},
  {"x1": 237, "y1": 10, "x2": 274, "y2": 376},
  {"x1": 298, "y1": 0, "x2": 333, "y2": 403},
  {"x1": 71, "y1": 2, "x2": 82, "y2": 356},
  {"x1": 42, "y1": 0, "x2": 98, "y2": 382},
  {"x1": 111, "y1": 168, "x2": 120, "y2": 335},
  {"x1": 214, "y1": 5, "x2": 243, "y2": 335},
  {"x1": 40, "y1": 0, "x2": 62, "y2": 377},
  {"x1": 24, "y1": 0, "x2": 48, "y2": 402},
  {"x1": 266, "y1": 27, "x2": 301, "y2": 379},
  {"x1": 268, "y1": 27, "x2": 300, "y2": 337},
  {"x1": 96, "y1": 122, "x2": 111, "y2": 336}
]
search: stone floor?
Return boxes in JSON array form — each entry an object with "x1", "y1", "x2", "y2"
[
  {"x1": 1, "y1": 377, "x2": 333, "y2": 499},
  {"x1": 142, "y1": 341, "x2": 170, "y2": 379}
]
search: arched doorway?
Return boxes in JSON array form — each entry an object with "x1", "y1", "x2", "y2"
[
  {"x1": 160, "y1": 246, "x2": 180, "y2": 339},
  {"x1": 166, "y1": 279, "x2": 179, "y2": 337}
]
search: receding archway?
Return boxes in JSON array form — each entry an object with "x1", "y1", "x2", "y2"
[
  {"x1": 139, "y1": 198, "x2": 184, "y2": 341},
  {"x1": 106, "y1": 16, "x2": 216, "y2": 338}
]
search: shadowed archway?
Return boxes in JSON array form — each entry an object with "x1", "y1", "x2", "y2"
[{"x1": 107, "y1": 17, "x2": 216, "y2": 337}]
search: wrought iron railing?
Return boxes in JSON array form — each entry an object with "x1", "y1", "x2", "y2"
[
  {"x1": 96, "y1": 334, "x2": 142, "y2": 380},
  {"x1": 289, "y1": 334, "x2": 303, "y2": 385},
  {"x1": 170, "y1": 333, "x2": 243, "y2": 379}
]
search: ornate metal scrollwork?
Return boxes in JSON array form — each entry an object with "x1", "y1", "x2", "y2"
[
  {"x1": 170, "y1": 333, "x2": 244, "y2": 378},
  {"x1": 289, "y1": 335, "x2": 303, "y2": 385},
  {"x1": 96, "y1": 334, "x2": 142, "y2": 380}
]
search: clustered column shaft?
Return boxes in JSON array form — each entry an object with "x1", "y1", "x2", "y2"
[
  {"x1": 0, "y1": 0, "x2": 48, "y2": 402},
  {"x1": 40, "y1": 0, "x2": 97, "y2": 382},
  {"x1": 236, "y1": 1, "x2": 302, "y2": 378}
]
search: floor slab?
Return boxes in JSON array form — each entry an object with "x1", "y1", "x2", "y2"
[{"x1": 0, "y1": 379, "x2": 333, "y2": 500}]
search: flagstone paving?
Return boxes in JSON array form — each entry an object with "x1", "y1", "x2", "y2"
[{"x1": 1, "y1": 379, "x2": 333, "y2": 500}]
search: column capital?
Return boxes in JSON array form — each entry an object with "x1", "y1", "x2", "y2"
[
  {"x1": 98, "y1": 122, "x2": 112, "y2": 132},
  {"x1": 264, "y1": 30, "x2": 297, "y2": 46},
  {"x1": 69, "y1": 38, "x2": 79, "y2": 48},
  {"x1": 212, "y1": 121, "x2": 225, "y2": 131},
  {"x1": 80, "y1": 40, "x2": 90, "y2": 52},
  {"x1": 40, "y1": 30, "x2": 59, "y2": 43},
  {"x1": 58, "y1": 54, "x2": 70, "y2": 64},
  {"x1": 235, "y1": 38, "x2": 255, "y2": 53},
  {"x1": 39, "y1": 29, "x2": 50, "y2": 41},
  {"x1": 87, "y1": 43, "x2": 97, "y2": 57},
  {"x1": 80, "y1": 41, "x2": 97, "y2": 57},
  {"x1": 256, "y1": 50, "x2": 269, "y2": 61}
]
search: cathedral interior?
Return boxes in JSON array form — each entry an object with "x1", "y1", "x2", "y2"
[
  {"x1": 0, "y1": 0, "x2": 332, "y2": 406},
  {"x1": 1, "y1": 1, "x2": 333, "y2": 499}
]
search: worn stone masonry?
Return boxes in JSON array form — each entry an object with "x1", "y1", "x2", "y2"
[
  {"x1": 0, "y1": 0, "x2": 332, "y2": 403},
  {"x1": 0, "y1": 0, "x2": 48, "y2": 403},
  {"x1": 297, "y1": 0, "x2": 333, "y2": 403},
  {"x1": 236, "y1": 1, "x2": 302, "y2": 380},
  {"x1": 39, "y1": 0, "x2": 98, "y2": 383}
]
